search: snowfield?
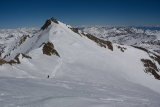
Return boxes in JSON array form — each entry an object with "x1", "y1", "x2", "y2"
[
  {"x1": 0, "y1": 77, "x2": 160, "y2": 107},
  {"x1": 0, "y1": 19, "x2": 160, "y2": 107}
]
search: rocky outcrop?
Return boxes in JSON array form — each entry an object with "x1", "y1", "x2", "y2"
[
  {"x1": 0, "y1": 58, "x2": 7, "y2": 65},
  {"x1": 0, "y1": 53, "x2": 31, "y2": 65},
  {"x1": 131, "y1": 46, "x2": 160, "y2": 80},
  {"x1": 41, "y1": 17, "x2": 59, "y2": 30},
  {"x1": 131, "y1": 46, "x2": 148, "y2": 53},
  {"x1": 70, "y1": 28, "x2": 80, "y2": 34},
  {"x1": 83, "y1": 33, "x2": 113, "y2": 51},
  {"x1": 41, "y1": 19, "x2": 52, "y2": 30},
  {"x1": 117, "y1": 46, "x2": 126, "y2": 52},
  {"x1": 42, "y1": 42, "x2": 60, "y2": 57},
  {"x1": 141, "y1": 59, "x2": 160, "y2": 80},
  {"x1": 132, "y1": 46, "x2": 160, "y2": 64},
  {"x1": 18, "y1": 35, "x2": 29, "y2": 46}
]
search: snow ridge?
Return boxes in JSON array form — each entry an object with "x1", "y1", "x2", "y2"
[{"x1": 0, "y1": 18, "x2": 160, "y2": 107}]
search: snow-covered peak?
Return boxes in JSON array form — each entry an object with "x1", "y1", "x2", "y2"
[
  {"x1": 41, "y1": 17, "x2": 59, "y2": 30},
  {"x1": 0, "y1": 18, "x2": 160, "y2": 97}
]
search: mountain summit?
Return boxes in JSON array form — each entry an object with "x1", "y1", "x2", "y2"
[
  {"x1": 0, "y1": 18, "x2": 160, "y2": 106},
  {"x1": 41, "y1": 17, "x2": 59, "y2": 30}
]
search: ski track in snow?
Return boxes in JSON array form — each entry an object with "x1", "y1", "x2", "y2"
[
  {"x1": 0, "y1": 20, "x2": 160, "y2": 107},
  {"x1": 51, "y1": 58, "x2": 63, "y2": 78}
]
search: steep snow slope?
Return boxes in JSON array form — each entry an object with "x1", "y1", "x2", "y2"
[
  {"x1": 37, "y1": 20, "x2": 160, "y2": 92},
  {"x1": 0, "y1": 18, "x2": 160, "y2": 107}
]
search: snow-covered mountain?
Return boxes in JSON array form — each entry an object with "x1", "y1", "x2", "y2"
[
  {"x1": 81, "y1": 26, "x2": 160, "y2": 53},
  {"x1": 0, "y1": 18, "x2": 160, "y2": 107}
]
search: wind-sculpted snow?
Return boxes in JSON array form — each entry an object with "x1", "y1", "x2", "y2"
[
  {"x1": 0, "y1": 77, "x2": 160, "y2": 107},
  {"x1": 0, "y1": 18, "x2": 160, "y2": 106}
]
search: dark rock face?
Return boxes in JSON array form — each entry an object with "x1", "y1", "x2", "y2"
[
  {"x1": 18, "y1": 35, "x2": 29, "y2": 46},
  {"x1": 41, "y1": 18, "x2": 59, "y2": 30},
  {"x1": 50, "y1": 17, "x2": 59, "y2": 24},
  {"x1": 141, "y1": 59, "x2": 160, "y2": 80},
  {"x1": 131, "y1": 46, "x2": 148, "y2": 53},
  {"x1": 0, "y1": 58, "x2": 7, "y2": 65},
  {"x1": 83, "y1": 33, "x2": 113, "y2": 51},
  {"x1": 132, "y1": 45, "x2": 160, "y2": 65},
  {"x1": 21, "y1": 53, "x2": 32, "y2": 59},
  {"x1": 41, "y1": 19, "x2": 52, "y2": 30},
  {"x1": 0, "y1": 53, "x2": 31, "y2": 65},
  {"x1": 70, "y1": 28, "x2": 79, "y2": 34},
  {"x1": 117, "y1": 46, "x2": 126, "y2": 52},
  {"x1": 132, "y1": 46, "x2": 160, "y2": 80},
  {"x1": 42, "y1": 42, "x2": 60, "y2": 57},
  {"x1": 0, "y1": 54, "x2": 21, "y2": 65}
]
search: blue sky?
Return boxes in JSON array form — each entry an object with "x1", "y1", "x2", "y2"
[{"x1": 0, "y1": 0, "x2": 160, "y2": 28}]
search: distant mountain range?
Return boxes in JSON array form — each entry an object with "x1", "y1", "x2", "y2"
[{"x1": 80, "y1": 26, "x2": 160, "y2": 53}]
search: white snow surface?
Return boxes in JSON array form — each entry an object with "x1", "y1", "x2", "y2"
[{"x1": 0, "y1": 21, "x2": 160, "y2": 107}]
